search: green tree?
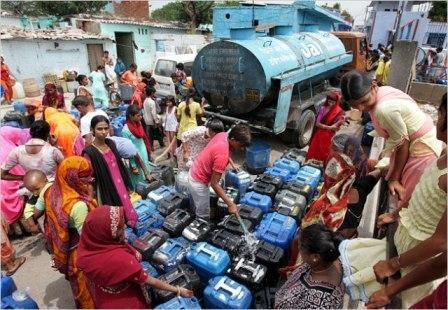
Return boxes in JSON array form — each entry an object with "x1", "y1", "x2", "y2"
[
  {"x1": 332, "y1": 2, "x2": 341, "y2": 11},
  {"x1": 152, "y1": 0, "x2": 239, "y2": 32},
  {"x1": 428, "y1": 1, "x2": 447, "y2": 22},
  {"x1": 2, "y1": 1, "x2": 107, "y2": 17}
]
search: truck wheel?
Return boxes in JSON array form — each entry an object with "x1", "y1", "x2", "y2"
[{"x1": 296, "y1": 109, "x2": 316, "y2": 148}]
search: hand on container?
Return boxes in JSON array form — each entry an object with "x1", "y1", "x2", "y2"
[
  {"x1": 373, "y1": 258, "x2": 400, "y2": 283},
  {"x1": 366, "y1": 287, "x2": 392, "y2": 309},
  {"x1": 177, "y1": 287, "x2": 193, "y2": 298},
  {"x1": 227, "y1": 202, "x2": 238, "y2": 216},
  {"x1": 377, "y1": 212, "x2": 398, "y2": 228}
]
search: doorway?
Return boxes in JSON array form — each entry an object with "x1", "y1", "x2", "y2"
[
  {"x1": 115, "y1": 32, "x2": 135, "y2": 68},
  {"x1": 86, "y1": 44, "x2": 104, "y2": 72}
]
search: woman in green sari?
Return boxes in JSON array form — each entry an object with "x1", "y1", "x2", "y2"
[{"x1": 121, "y1": 105, "x2": 154, "y2": 189}]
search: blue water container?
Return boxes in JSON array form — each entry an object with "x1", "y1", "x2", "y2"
[
  {"x1": 152, "y1": 237, "x2": 190, "y2": 273},
  {"x1": 133, "y1": 200, "x2": 157, "y2": 220},
  {"x1": 136, "y1": 211, "x2": 164, "y2": 237},
  {"x1": 148, "y1": 186, "x2": 176, "y2": 206},
  {"x1": 141, "y1": 261, "x2": 160, "y2": 278},
  {"x1": 293, "y1": 170, "x2": 319, "y2": 192},
  {"x1": 239, "y1": 192, "x2": 272, "y2": 214},
  {"x1": 300, "y1": 165, "x2": 322, "y2": 181},
  {"x1": 204, "y1": 276, "x2": 252, "y2": 309},
  {"x1": 255, "y1": 212, "x2": 297, "y2": 251},
  {"x1": 111, "y1": 121, "x2": 123, "y2": 137},
  {"x1": 119, "y1": 104, "x2": 129, "y2": 114},
  {"x1": 12, "y1": 102, "x2": 26, "y2": 114},
  {"x1": 70, "y1": 109, "x2": 80, "y2": 120},
  {"x1": 245, "y1": 142, "x2": 271, "y2": 173},
  {"x1": 114, "y1": 115, "x2": 126, "y2": 125},
  {"x1": 186, "y1": 242, "x2": 230, "y2": 282},
  {"x1": 155, "y1": 297, "x2": 202, "y2": 309},
  {"x1": 1, "y1": 276, "x2": 16, "y2": 299},
  {"x1": 1, "y1": 290, "x2": 39, "y2": 309},
  {"x1": 274, "y1": 158, "x2": 300, "y2": 174},
  {"x1": 225, "y1": 170, "x2": 252, "y2": 196},
  {"x1": 264, "y1": 167, "x2": 291, "y2": 183},
  {"x1": 125, "y1": 227, "x2": 138, "y2": 245}
]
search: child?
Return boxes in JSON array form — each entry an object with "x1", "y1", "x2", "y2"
[
  {"x1": 163, "y1": 96, "x2": 178, "y2": 158},
  {"x1": 22, "y1": 170, "x2": 51, "y2": 233}
]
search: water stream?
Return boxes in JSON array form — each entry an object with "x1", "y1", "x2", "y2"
[{"x1": 237, "y1": 215, "x2": 258, "y2": 262}]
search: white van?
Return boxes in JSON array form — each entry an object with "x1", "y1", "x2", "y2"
[{"x1": 152, "y1": 54, "x2": 196, "y2": 98}]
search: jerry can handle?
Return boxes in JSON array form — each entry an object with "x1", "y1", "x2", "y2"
[{"x1": 214, "y1": 277, "x2": 242, "y2": 299}]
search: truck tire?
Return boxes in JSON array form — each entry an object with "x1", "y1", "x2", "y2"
[{"x1": 296, "y1": 109, "x2": 315, "y2": 148}]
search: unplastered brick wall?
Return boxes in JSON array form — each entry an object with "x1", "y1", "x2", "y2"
[{"x1": 113, "y1": 0, "x2": 150, "y2": 20}]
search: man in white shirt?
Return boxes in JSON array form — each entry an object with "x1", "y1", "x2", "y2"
[
  {"x1": 143, "y1": 87, "x2": 164, "y2": 149},
  {"x1": 72, "y1": 95, "x2": 109, "y2": 146}
]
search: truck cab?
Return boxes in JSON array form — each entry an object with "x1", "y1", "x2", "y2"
[
  {"x1": 152, "y1": 54, "x2": 196, "y2": 98},
  {"x1": 332, "y1": 31, "x2": 368, "y2": 72}
]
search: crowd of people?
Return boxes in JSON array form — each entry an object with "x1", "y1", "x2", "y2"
[{"x1": 0, "y1": 45, "x2": 446, "y2": 309}]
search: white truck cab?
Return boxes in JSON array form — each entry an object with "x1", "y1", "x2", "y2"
[{"x1": 152, "y1": 54, "x2": 196, "y2": 98}]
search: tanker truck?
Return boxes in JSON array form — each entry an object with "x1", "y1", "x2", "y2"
[{"x1": 192, "y1": 0, "x2": 353, "y2": 147}]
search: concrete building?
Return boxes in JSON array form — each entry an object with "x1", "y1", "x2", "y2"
[
  {"x1": 0, "y1": 26, "x2": 114, "y2": 88},
  {"x1": 364, "y1": 1, "x2": 447, "y2": 48},
  {"x1": 74, "y1": 16, "x2": 208, "y2": 71}
]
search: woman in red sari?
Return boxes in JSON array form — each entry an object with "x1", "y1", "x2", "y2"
[
  {"x1": 77, "y1": 206, "x2": 193, "y2": 309},
  {"x1": 42, "y1": 83, "x2": 65, "y2": 110},
  {"x1": 1, "y1": 56, "x2": 14, "y2": 102},
  {"x1": 306, "y1": 90, "x2": 345, "y2": 162}
]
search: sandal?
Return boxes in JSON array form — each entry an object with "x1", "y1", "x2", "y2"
[{"x1": 6, "y1": 257, "x2": 26, "y2": 276}]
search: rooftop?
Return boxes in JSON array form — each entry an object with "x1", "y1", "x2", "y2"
[
  {"x1": 0, "y1": 26, "x2": 113, "y2": 41},
  {"x1": 74, "y1": 14, "x2": 187, "y2": 30}
]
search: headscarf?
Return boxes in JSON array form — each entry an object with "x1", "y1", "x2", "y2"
[
  {"x1": 77, "y1": 205, "x2": 142, "y2": 287},
  {"x1": 42, "y1": 83, "x2": 64, "y2": 109},
  {"x1": 131, "y1": 82, "x2": 146, "y2": 109},
  {"x1": 43, "y1": 156, "x2": 97, "y2": 275},
  {"x1": 126, "y1": 116, "x2": 152, "y2": 156},
  {"x1": 0, "y1": 126, "x2": 30, "y2": 147}
]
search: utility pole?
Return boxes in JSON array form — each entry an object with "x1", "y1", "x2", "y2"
[{"x1": 392, "y1": 0, "x2": 406, "y2": 43}]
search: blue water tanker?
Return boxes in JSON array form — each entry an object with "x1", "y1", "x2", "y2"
[{"x1": 192, "y1": 0, "x2": 353, "y2": 147}]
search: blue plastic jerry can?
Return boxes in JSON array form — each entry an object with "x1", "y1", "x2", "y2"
[
  {"x1": 140, "y1": 261, "x2": 159, "y2": 278},
  {"x1": 273, "y1": 158, "x2": 301, "y2": 174},
  {"x1": 204, "y1": 276, "x2": 252, "y2": 309},
  {"x1": 1, "y1": 276, "x2": 16, "y2": 299},
  {"x1": 300, "y1": 165, "x2": 322, "y2": 181},
  {"x1": 154, "y1": 296, "x2": 202, "y2": 309},
  {"x1": 255, "y1": 212, "x2": 297, "y2": 251},
  {"x1": 1, "y1": 289, "x2": 39, "y2": 309},
  {"x1": 152, "y1": 237, "x2": 190, "y2": 273},
  {"x1": 125, "y1": 227, "x2": 138, "y2": 245},
  {"x1": 264, "y1": 166, "x2": 291, "y2": 183},
  {"x1": 186, "y1": 242, "x2": 231, "y2": 282},
  {"x1": 239, "y1": 191, "x2": 272, "y2": 214},
  {"x1": 148, "y1": 186, "x2": 176, "y2": 206}
]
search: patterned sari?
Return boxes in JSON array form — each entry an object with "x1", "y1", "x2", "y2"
[
  {"x1": 44, "y1": 157, "x2": 97, "y2": 308},
  {"x1": 77, "y1": 206, "x2": 150, "y2": 309},
  {"x1": 302, "y1": 150, "x2": 356, "y2": 231}
]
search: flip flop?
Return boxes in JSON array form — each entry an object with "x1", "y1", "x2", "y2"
[{"x1": 6, "y1": 257, "x2": 26, "y2": 276}]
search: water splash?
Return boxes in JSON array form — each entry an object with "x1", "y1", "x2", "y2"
[{"x1": 236, "y1": 216, "x2": 259, "y2": 261}]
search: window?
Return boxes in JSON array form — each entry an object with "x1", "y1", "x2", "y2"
[
  {"x1": 138, "y1": 29, "x2": 141, "y2": 34},
  {"x1": 155, "y1": 40, "x2": 165, "y2": 52},
  {"x1": 385, "y1": 8, "x2": 390, "y2": 11},
  {"x1": 154, "y1": 59, "x2": 176, "y2": 77},
  {"x1": 427, "y1": 33, "x2": 446, "y2": 47}
]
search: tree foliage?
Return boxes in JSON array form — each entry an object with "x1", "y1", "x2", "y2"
[
  {"x1": 332, "y1": 2, "x2": 341, "y2": 10},
  {"x1": 2, "y1": 1, "x2": 107, "y2": 17},
  {"x1": 152, "y1": 0, "x2": 240, "y2": 31},
  {"x1": 428, "y1": 1, "x2": 447, "y2": 22}
]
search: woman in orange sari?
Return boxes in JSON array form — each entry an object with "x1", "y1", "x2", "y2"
[
  {"x1": 1, "y1": 56, "x2": 14, "y2": 102},
  {"x1": 43, "y1": 156, "x2": 97, "y2": 308},
  {"x1": 44, "y1": 107, "x2": 84, "y2": 157},
  {"x1": 306, "y1": 90, "x2": 345, "y2": 162}
]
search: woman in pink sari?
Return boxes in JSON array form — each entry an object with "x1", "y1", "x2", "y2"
[
  {"x1": 341, "y1": 70, "x2": 441, "y2": 209},
  {"x1": 0, "y1": 127, "x2": 30, "y2": 225}
]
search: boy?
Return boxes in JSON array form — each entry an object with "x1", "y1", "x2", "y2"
[
  {"x1": 188, "y1": 124, "x2": 251, "y2": 219},
  {"x1": 22, "y1": 170, "x2": 51, "y2": 233}
]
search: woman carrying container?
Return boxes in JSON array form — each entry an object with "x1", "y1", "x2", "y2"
[
  {"x1": 77, "y1": 205, "x2": 193, "y2": 309},
  {"x1": 275, "y1": 223, "x2": 345, "y2": 309},
  {"x1": 83, "y1": 115, "x2": 138, "y2": 228},
  {"x1": 121, "y1": 105, "x2": 153, "y2": 189},
  {"x1": 341, "y1": 70, "x2": 441, "y2": 210},
  {"x1": 306, "y1": 90, "x2": 345, "y2": 162}
]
